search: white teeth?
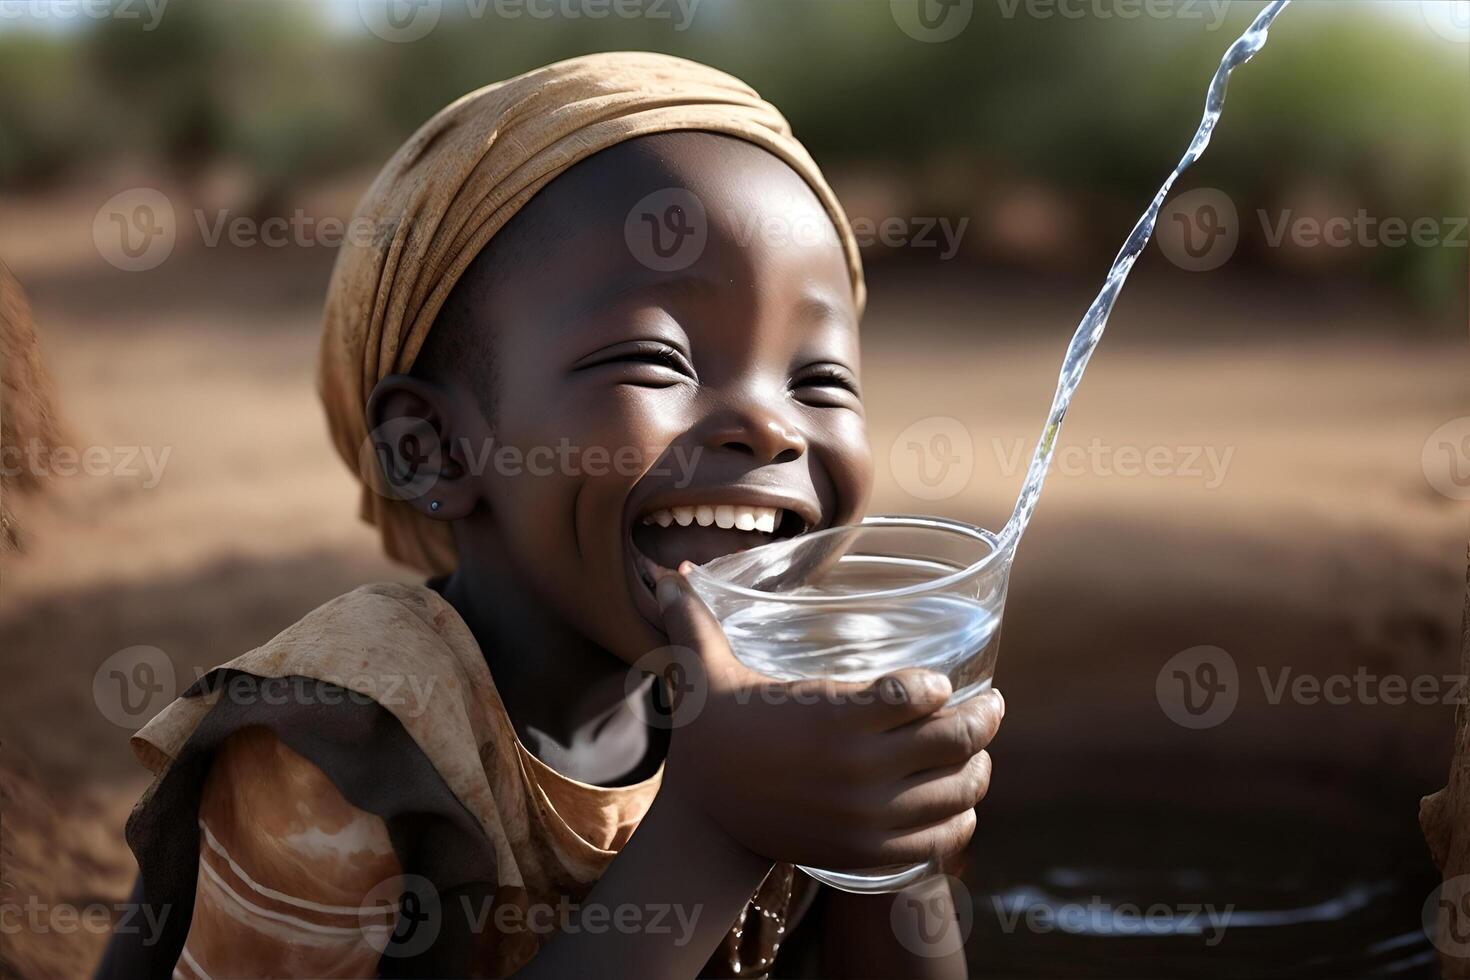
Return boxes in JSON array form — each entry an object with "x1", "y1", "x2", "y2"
[{"x1": 641, "y1": 504, "x2": 787, "y2": 533}]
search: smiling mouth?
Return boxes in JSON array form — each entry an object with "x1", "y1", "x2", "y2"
[{"x1": 629, "y1": 502, "x2": 810, "y2": 593}]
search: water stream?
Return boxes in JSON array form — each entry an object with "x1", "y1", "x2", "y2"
[{"x1": 1001, "y1": 0, "x2": 1293, "y2": 545}]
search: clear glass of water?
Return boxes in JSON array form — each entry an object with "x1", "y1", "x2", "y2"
[{"x1": 685, "y1": 515, "x2": 1014, "y2": 894}]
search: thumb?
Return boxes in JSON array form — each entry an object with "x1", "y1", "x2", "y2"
[{"x1": 655, "y1": 564, "x2": 755, "y2": 695}]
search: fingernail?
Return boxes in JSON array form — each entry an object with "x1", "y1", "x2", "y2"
[
  {"x1": 923, "y1": 674, "x2": 951, "y2": 699},
  {"x1": 656, "y1": 576, "x2": 681, "y2": 610},
  {"x1": 992, "y1": 689, "x2": 1005, "y2": 714},
  {"x1": 677, "y1": 560, "x2": 695, "y2": 575}
]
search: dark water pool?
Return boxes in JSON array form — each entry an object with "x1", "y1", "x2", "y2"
[{"x1": 964, "y1": 790, "x2": 1441, "y2": 977}]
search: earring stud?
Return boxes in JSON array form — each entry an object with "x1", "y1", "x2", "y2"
[{"x1": 430, "y1": 500, "x2": 441, "y2": 512}]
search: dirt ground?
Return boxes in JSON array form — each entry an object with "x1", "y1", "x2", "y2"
[{"x1": 0, "y1": 191, "x2": 1466, "y2": 977}]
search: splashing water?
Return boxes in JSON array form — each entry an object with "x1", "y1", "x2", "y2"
[{"x1": 1000, "y1": 0, "x2": 1292, "y2": 546}]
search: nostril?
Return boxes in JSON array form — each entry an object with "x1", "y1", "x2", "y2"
[{"x1": 713, "y1": 439, "x2": 802, "y2": 463}]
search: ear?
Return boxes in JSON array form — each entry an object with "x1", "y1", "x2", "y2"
[{"x1": 363, "y1": 374, "x2": 479, "y2": 521}]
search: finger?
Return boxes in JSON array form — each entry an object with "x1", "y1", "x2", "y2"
[
  {"x1": 842, "y1": 808, "x2": 978, "y2": 869},
  {"x1": 877, "y1": 751, "x2": 991, "y2": 830},
  {"x1": 851, "y1": 669, "x2": 954, "y2": 732},
  {"x1": 654, "y1": 565, "x2": 760, "y2": 694},
  {"x1": 884, "y1": 689, "x2": 1004, "y2": 775}
]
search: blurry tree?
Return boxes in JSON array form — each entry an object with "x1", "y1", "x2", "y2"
[{"x1": 0, "y1": 0, "x2": 1462, "y2": 305}]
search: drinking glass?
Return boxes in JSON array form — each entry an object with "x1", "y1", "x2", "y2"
[{"x1": 686, "y1": 515, "x2": 1014, "y2": 894}]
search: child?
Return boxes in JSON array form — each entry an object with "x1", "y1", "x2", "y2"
[{"x1": 101, "y1": 52, "x2": 1004, "y2": 979}]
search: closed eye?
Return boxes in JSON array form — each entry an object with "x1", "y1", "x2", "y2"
[
  {"x1": 572, "y1": 340, "x2": 697, "y2": 387},
  {"x1": 791, "y1": 362, "x2": 861, "y2": 406}
]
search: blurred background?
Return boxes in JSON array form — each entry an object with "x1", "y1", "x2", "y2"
[{"x1": 0, "y1": 0, "x2": 1466, "y2": 976}]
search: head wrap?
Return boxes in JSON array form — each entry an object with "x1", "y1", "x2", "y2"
[{"x1": 319, "y1": 51, "x2": 865, "y2": 574}]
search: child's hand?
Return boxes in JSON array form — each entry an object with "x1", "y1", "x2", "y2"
[{"x1": 651, "y1": 567, "x2": 1004, "y2": 872}]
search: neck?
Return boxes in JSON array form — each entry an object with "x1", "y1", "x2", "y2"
[{"x1": 438, "y1": 532, "x2": 665, "y2": 785}]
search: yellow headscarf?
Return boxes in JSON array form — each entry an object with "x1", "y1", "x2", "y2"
[{"x1": 319, "y1": 51, "x2": 865, "y2": 574}]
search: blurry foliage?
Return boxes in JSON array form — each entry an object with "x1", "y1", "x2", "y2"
[{"x1": 0, "y1": 0, "x2": 1464, "y2": 303}]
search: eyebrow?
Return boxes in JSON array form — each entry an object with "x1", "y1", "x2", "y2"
[
  {"x1": 791, "y1": 291, "x2": 855, "y2": 328},
  {"x1": 553, "y1": 273, "x2": 721, "y2": 326}
]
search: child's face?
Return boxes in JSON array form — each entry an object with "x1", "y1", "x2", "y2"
[{"x1": 451, "y1": 133, "x2": 871, "y2": 661}]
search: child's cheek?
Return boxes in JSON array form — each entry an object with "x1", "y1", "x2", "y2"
[
  {"x1": 584, "y1": 385, "x2": 694, "y2": 470},
  {"x1": 827, "y1": 413, "x2": 875, "y2": 520}
]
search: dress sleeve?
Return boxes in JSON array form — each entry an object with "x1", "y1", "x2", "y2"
[
  {"x1": 102, "y1": 672, "x2": 500, "y2": 980},
  {"x1": 177, "y1": 727, "x2": 403, "y2": 978}
]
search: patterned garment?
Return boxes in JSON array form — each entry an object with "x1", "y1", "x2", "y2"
[{"x1": 121, "y1": 584, "x2": 809, "y2": 978}]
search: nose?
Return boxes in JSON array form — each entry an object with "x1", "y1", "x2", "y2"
[{"x1": 696, "y1": 403, "x2": 808, "y2": 465}]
